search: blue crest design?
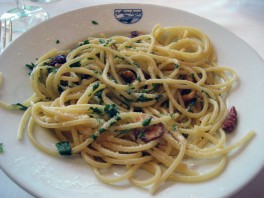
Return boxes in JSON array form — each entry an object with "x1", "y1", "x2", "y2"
[{"x1": 114, "y1": 9, "x2": 143, "y2": 24}]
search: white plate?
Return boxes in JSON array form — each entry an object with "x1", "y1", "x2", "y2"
[{"x1": 0, "y1": 3, "x2": 263, "y2": 198}]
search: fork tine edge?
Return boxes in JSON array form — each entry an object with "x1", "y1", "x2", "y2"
[
  {"x1": 3, "y1": 20, "x2": 7, "y2": 49},
  {"x1": 9, "y1": 20, "x2": 13, "y2": 43},
  {"x1": 1, "y1": 20, "x2": 13, "y2": 52},
  {"x1": 0, "y1": 20, "x2": 1, "y2": 44}
]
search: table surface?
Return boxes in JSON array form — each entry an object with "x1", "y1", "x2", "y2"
[{"x1": 0, "y1": 0, "x2": 264, "y2": 197}]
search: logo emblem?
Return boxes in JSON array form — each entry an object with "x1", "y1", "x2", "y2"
[{"x1": 114, "y1": 9, "x2": 143, "y2": 24}]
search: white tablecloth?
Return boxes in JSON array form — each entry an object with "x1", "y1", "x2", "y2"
[{"x1": 0, "y1": 0, "x2": 264, "y2": 197}]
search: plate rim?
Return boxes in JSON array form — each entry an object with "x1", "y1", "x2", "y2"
[{"x1": 1, "y1": 2, "x2": 264, "y2": 198}]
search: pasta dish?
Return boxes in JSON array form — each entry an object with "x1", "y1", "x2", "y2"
[{"x1": 0, "y1": 24, "x2": 255, "y2": 193}]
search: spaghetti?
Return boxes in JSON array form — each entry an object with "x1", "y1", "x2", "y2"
[{"x1": 0, "y1": 24, "x2": 255, "y2": 193}]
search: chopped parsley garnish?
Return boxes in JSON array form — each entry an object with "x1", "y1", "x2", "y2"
[
  {"x1": 80, "y1": 40, "x2": 89, "y2": 46},
  {"x1": 92, "y1": 115, "x2": 121, "y2": 140},
  {"x1": 98, "y1": 38, "x2": 112, "y2": 46},
  {"x1": 91, "y1": 20, "x2": 98, "y2": 25},
  {"x1": 188, "y1": 98, "x2": 197, "y2": 112},
  {"x1": 133, "y1": 62, "x2": 140, "y2": 68},
  {"x1": 0, "y1": 143, "x2": 3, "y2": 153},
  {"x1": 89, "y1": 107, "x2": 103, "y2": 115},
  {"x1": 201, "y1": 89, "x2": 211, "y2": 98},
  {"x1": 138, "y1": 129, "x2": 145, "y2": 139},
  {"x1": 99, "y1": 38, "x2": 105, "y2": 44},
  {"x1": 94, "y1": 90, "x2": 103, "y2": 98},
  {"x1": 172, "y1": 124, "x2": 177, "y2": 131},
  {"x1": 115, "y1": 129, "x2": 131, "y2": 137},
  {"x1": 175, "y1": 64, "x2": 180, "y2": 69},
  {"x1": 104, "y1": 104, "x2": 119, "y2": 117},
  {"x1": 137, "y1": 94, "x2": 153, "y2": 102},
  {"x1": 116, "y1": 56, "x2": 124, "y2": 60},
  {"x1": 189, "y1": 73, "x2": 195, "y2": 79},
  {"x1": 12, "y1": 103, "x2": 28, "y2": 111},
  {"x1": 69, "y1": 61, "x2": 81, "y2": 68},
  {"x1": 105, "y1": 38, "x2": 113, "y2": 46},
  {"x1": 25, "y1": 63, "x2": 36, "y2": 74},
  {"x1": 136, "y1": 76, "x2": 141, "y2": 82},
  {"x1": 90, "y1": 134, "x2": 98, "y2": 140},
  {"x1": 99, "y1": 128, "x2": 106, "y2": 133},
  {"x1": 47, "y1": 67, "x2": 59, "y2": 74},
  {"x1": 46, "y1": 68, "x2": 53, "y2": 74},
  {"x1": 92, "y1": 82, "x2": 100, "y2": 91},
  {"x1": 56, "y1": 141, "x2": 72, "y2": 156},
  {"x1": 52, "y1": 67, "x2": 59, "y2": 74},
  {"x1": 120, "y1": 94, "x2": 133, "y2": 103},
  {"x1": 142, "y1": 117, "x2": 152, "y2": 127}
]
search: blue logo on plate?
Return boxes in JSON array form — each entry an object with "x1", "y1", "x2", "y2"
[{"x1": 114, "y1": 9, "x2": 143, "y2": 24}]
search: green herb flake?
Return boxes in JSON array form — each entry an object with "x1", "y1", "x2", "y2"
[
  {"x1": 0, "y1": 143, "x2": 3, "y2": 153},
  {"x1": 99, "y1": 38, "x2": 105, "y2": 44},
  {"x1": 99, "y1": 128, "x2": 106, "y2": 133},
  {"x1": 92, "y1": 20, "x2": 98, "y2": 25},
  {"x1": 89, "y1": 107, "x2": 103, "y2": 115},
  {"x1": 115, "y1": 129, "x2": 131, "y2": 137},
  {"x1": 25, "y1": 63, "x2": 36, "y2": 73},
  {"x1": 170, "y1": 114, "x2": 177, "y2": 119},
  {"x1": 80, "y1": 40, "x2": 90, "y2": 46},
  {"x1": 56, "y1": 40, "x2": 60, "y2": 44},
  {"x1": 90, "y1": 134, "x2": 98, "y2": 140},
  {"x1": 138, "y1": 94, "x2": 153, "y2": 102},
  {"x1": 172, "y1": 124, "x2": 177, "y2": 131},
  {"x1": 104, "y1": 38, "x2": 112, "y2": 47},
  {"x1": 138, "y1": 129, "x2": 145, "y2": 139},
  {"x1": 94, "y1": 90, "x2": 103, "y2": 99},
  {"x1": 116, "y1": 56, "x2": 124, "y2": 60},
  {"x1": 94, "y1": 90, "x2": 103, "y2": 104},
  {"x1": 142, "y1": 117, "x2": 152, "y2": 127},
  {"x1": 120, "y1": 94, "x2": 133, "y2": 103},
  {"x1": 188, "y1": 98, "x2": 197, "y2": 112},
  {"x1": 115, "y1": 115, "x2": 121, "y2": 121},
  {"x1": 136, "y1": 76, "x2": 141, "y2": 82},
  {"x1": 104, "y1": 104, "x2": 119, "y2": 117},
  {"x1": 52, "y1": 67, "x2": 59, "y2": 74},
  {"x1": 46, "y1": 68, "x2": 53, "y2": 74},
  {"x1": 110, "y1": 77, "x2": 118, "y2": 84},
  {"x1": 175, "y1": 64, "x2": 180, "y2": 69},
  {"x1": 133, "y1": 62, "x2": 140, "y2": 68},
  {"x1": 92, "y1": 82, "x2": 100, "y2": 91},
  {"x1": 13, "y1": 103, "x2": 28, "y2": 111},
  {"x1": 55, "y1": 141, "x2": 72, "y2": 156},
  {"x1": 202, "y1": 89, "x2": 211, "y2": 98},
  {"x1": 47, "y1": 67, "x2": 59, "y2": 74}
]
